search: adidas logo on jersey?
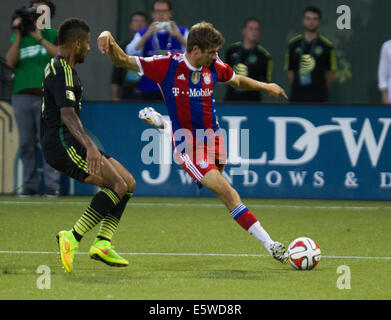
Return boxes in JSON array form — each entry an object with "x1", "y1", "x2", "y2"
[{"x1": 177, "y1": 74, "x2": 186, "y2": 80}]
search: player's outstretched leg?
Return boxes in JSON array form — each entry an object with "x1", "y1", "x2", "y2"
[{"x1": 201, "y1": 169, "x2": 288, "y2": 264}]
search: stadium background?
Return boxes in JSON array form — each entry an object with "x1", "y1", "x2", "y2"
[
  {"x1": 1, "y1": 0, "x2": 390, "y2": 103},
  {"x1": 1, "y1": 0, "x2": 391, "y2": 199}
]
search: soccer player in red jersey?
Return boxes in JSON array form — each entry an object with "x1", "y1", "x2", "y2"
[{"x1": 98, "y1": 22, "x2": 289, "y2": 263}]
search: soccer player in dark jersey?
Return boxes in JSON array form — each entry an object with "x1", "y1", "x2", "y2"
[
  {"x1": 97, "y1": 22, "x2": 289, "y2": 263},
  {"x1": 286, "y1": 6, "x2": 337, "y2": 102},
  {"x1": 41, "y1": 18, "x2": 136, "y2": 272},
  {"x1": 224, "y1": 17, "x2": 273, "y2": 102}
]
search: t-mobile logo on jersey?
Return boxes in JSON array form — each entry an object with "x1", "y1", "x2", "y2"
[
  {"x1": 172, "y1": 88, "x2": 180, "y2": 96},
  {"x1": 189, "y1": 88, "x2": 212, "y2": 97},
  {"x1": 172, "y1": 87, "x2": 213, "y2": 97}
]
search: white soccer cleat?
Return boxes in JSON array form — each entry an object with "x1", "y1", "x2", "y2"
[
  {"x1": 270, "y1": 241, "x2": 288, "y2": 264},
  {"x1": 138, "y1": 107, "x2": 166, "y2": 129}
]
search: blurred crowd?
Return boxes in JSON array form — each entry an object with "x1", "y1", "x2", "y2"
[
  {"x1": 109, "y1": 1, "x2": 390, "y2": 105},
  {"x1": 114, "y1": 1, "x2": 340, "y2": 104}
]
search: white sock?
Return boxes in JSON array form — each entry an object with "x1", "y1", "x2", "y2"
[{"x1": 248, "y1": 221, "x2": 275, "y2": 254}]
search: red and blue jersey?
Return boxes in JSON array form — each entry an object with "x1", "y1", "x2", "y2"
[{"x1": 136, "y1": 53, "x2": 235, "y2": 147}]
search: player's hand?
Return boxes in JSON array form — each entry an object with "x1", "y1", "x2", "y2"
[
  {"x1": 265, "y1": 83, "x2": 288, "y2": 100},
  {"x1": 86, "y1": 146, "x2": 103, "y2": 176},
  {"x1": 138, "y1": 107, "x2": 166, "y2": 129},
  {"x1": 97, "y1": 31, "x2": 115, "y2": 54}
]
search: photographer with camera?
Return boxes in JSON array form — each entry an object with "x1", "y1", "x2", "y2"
[
  {"x1": 125, "y1": 0, "x2": 188, "y2": 100},
  {"x1": 5, "y1": 0, "x2": 60, "y2": 197}
]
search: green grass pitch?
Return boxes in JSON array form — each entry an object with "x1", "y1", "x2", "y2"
[{"x1": 0, "y1": 196, "x2": 390, "y2": 300}]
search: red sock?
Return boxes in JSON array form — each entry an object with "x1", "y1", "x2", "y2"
[
  {"x1": 230, "y1": 204, "x2": 274, "y2": 252},
  {"x1": 235, "y1": 210, "x2": 258, "y2": 230}
]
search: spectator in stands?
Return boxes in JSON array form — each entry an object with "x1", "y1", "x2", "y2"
[
  {"x1": 224, "y1": 17, "x2": 273, "y2": 102},
  {"x1": 286, "y1": 6, "x2": 337, "y2": 103},
  {"x1": 126, "y1": 0, "x2": 188, "y2": 101},
  {"x1": 5, "y1": 0, "x2": 60, "y2": 197},
  {"x1": 378, "y1": 39, "x2": 391, "y2": 105},
  {"x1": 110, "y1": 11, "x2": 147, "y2": 101}
]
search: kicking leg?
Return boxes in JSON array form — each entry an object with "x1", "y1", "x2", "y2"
[{"x1": 201, "y1": 169, "x2": 287, "y2": 263}]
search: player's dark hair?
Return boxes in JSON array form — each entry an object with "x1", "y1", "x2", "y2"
[
  {"x1": 29, "y1": 0, "x2": 56, "y2": 18},
  {"x1": 187, "y1": 21, "x2": 225, "y2": 53},
  {"x1": 303, "y1": 6, "x2": 322, "y2": 19},
  {"x1": 130, "y1": 11, "x2": 148, "y2": 22},
  {"x1": 58, "y1": 18, "x2": 90, "y2": 45},
  {"x1": 151, "y1": 0, "x2": 172, "y2": 11},
  {"x1": 242, "y1": 17, "x2": 262, "y2": 29}
]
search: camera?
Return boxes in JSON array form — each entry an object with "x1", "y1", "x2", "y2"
[
  {"x1": 156, "y1": 21, "x2": 171, "y2": 31},
  {"x1": 11, "y1": 6, "x2": 40, "y2": 36}
]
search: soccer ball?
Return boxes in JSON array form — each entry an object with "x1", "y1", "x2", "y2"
[{"x1": 287, "y1": 237, "x2": 321, "y2": 270}]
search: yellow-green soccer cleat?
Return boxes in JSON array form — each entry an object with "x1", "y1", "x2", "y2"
[
  {"x1": 56, "y1": 230, "x2": 79, "y2": 272},
  {"x1": 89, "y1": 239, "x2": 129, "y2": 267}
]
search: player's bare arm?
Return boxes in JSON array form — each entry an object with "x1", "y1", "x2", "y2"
[
  {"x1": 60, "y1": 107, "x2": 102, "y2": 175},
  {"x1": 229, "y1": 75, "x2": 288, "y2": 99},
  {"x1": 97, "y1": 31, "x2": 140, "y2": 71}
]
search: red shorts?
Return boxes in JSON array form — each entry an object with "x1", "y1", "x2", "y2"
[{"x1": 174, "y1": 135, "x2": 227, "y2": 183}]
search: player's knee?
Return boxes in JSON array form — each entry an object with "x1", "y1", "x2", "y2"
[
  {"x1": 226, "y1": 186, "x2": 239, "y2": 202},
  {"x1": 112, "y1": 178, "x2": 128, "y2": 197},
  {"x1": 217, "y1": 184, "x2": 239, "y2": 204},
  {"x1": 127, "y1": 176, "x2": 136, "y2": 193},
  {"x1": 212, "y1": 182, "x2": 232, "y2": 198}
]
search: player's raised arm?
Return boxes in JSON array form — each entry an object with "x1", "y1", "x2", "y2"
[
  {"x1": 97, "y1": 31, "x2": 140, "y2": 72},
  {"x1": 228, "y1": 75, "x2": 288, "y2": 100}
]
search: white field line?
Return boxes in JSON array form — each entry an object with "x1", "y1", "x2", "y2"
[
  {"x1": 0, "y1": 250, "x2": 390, "y2": 260},
  {"x1": 0, "y1": 200, "x2": 391, "y2": 211}
]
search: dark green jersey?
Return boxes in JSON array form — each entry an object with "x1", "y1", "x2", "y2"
[
  {"x1": 224, "y1": 42, "x2": 273, "y2": 102},
  {"x1": 40, "y1": 56, "x2": 83, "y2": 150},
  {"x1": 286, "y1": 34, "x2": 337, "y2": 102}
]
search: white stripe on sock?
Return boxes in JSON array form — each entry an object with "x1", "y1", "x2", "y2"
[{"x1": 230, "y1": 204, "x2": 247, "y2": 219}]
